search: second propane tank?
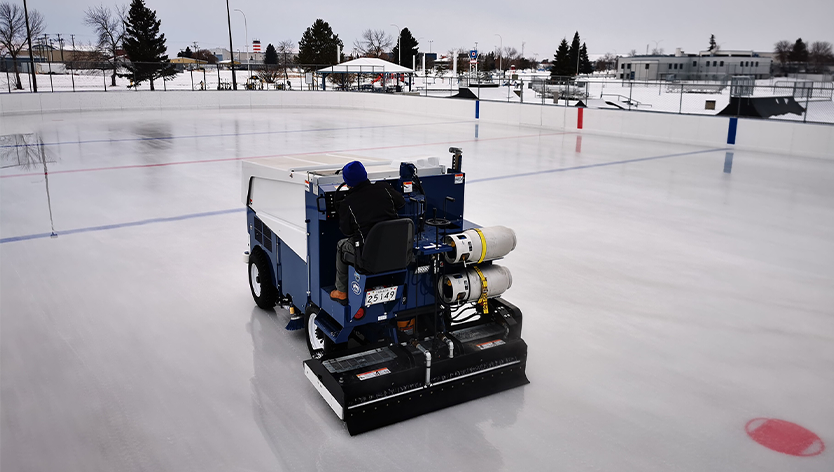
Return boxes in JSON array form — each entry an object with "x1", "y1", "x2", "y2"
[
  {"x1": 444, "y1": 226, "x2": 517, "y2": 264},
  {"x1": 438, "y1": 265, "x2": 513, "y2": 304}
]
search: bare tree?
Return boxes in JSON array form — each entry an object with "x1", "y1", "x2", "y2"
[
  {"x1": 809, "y1": 41, "x2": 834, "y2": 73},
  {"x1": 651, "y1": 47, "x2": 665, "y2": 55},
  {"x1": 84, "y1": 4, "x2": 126, "y2": 87},
  {"x1": 353, "y1": 29, "x2": 392, "y2": 59},
  {"x1": 0, "y1": 2, "x2": 45, "y2": 89},
  {"x1": 595, "y1": 52, "x2": 617, "y2": 72},
  {"x1": 774, "y1": 40, "x2": 792, "y2": 68},
  {"x1": 627, "y1": 49, "x2": 637, "y2": 57},
  {"x1": 277, "y1": 39, "x2": 294, "y2": 81}
]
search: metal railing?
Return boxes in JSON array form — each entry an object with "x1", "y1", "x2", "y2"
[{"x1": 1, "y1": 61, "x2": 832, "y2": 125}]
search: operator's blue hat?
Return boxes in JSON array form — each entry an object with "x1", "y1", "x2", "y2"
[{"x1": 342, "y1": 161, "x2": 368, "y2": 187}]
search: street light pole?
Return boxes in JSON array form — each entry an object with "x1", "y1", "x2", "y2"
[
  {"x1": 494, "y1": 33, "x2": 502, "y2": 75},
  {"x1": 224, "y1": 0, "x2": 236, "y2": 90},
  {"x1": 391, "y1": 24, "x2": 401, "y2": 66},
  {"x1": 651, "y1": 39, "x2": 663, "y2": 55},
  {"x1": 234, "y1": 9, "x2": 249, "y2": 80}
]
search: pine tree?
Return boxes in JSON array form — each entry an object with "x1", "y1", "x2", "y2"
[
  {"x1": 391, "y1": 27, "x2": 419, "y2": 67},
  {"x1": 177, "y1": 46, "x2": 192, "y2": 58},
  {"x1": 551, "y1": 38, "x2": 572, "y2": 79},
  {"x1": 709, "y1": 34, "x2": 717, "y2": 53},
  {"x1": 568, "y1": 32, "x2": 581, "y2": 75},
  {"x1": 579, "y1": 43, "x2": 593, "y2": 74},
  {"x1": 297, "y1": 19, "x2": 343, "y2": 71},
  {"x1": 789, "y1": 38, "x2": 809, "y2": 63},
  {"x1": 120, "y1": 0, "x2": 175, "y2": 90},
  {"x1": 264, "y1": 43, "x2": 278, "y2": 65}
]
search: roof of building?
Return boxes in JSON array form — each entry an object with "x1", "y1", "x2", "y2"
[
  {"x1": 170, "y1": 57, "x2": 208, "y2": 64},
  {"x1": 317, "y1": 57, "x2": 413, "y2": 74}
]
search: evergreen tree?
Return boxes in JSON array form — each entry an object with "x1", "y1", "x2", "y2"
[
  {"x1": 391, "y1": 27, "x2": 419, "y2": 67},
  {"x1": 297, "y1": 19, "x2": 343, "y2": 71},
  {"x1": 177, "y1": 46, "x2": 192, "y2": 58},
  {"x1": 789, "y1": 38, "x2": 809, "y2": 63},
  {"x1": 120, "y1": 0, "x2": 175, "y2": 90},
  {"x1": 709, "y1": 34, "x2": 717, "y2": 52},
  {"x1": 551, "y1": 38, "x2": 572, "y2": 79},
  {"x1": 264, "y1": 43, "x2": 278, "y2": 65},
  {"x1": 568, "y1": 32, "x2": 581, "y2": 75},
  {"x1": 579, "y1": 43, "x2": 593, "y2": 74}
]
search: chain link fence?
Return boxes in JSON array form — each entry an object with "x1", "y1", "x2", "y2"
[{"x1": 2, "y1": 60, "x2": 832, "y2": 125}]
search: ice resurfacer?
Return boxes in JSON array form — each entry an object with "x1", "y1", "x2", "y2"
[{"x1": 242, "y1": 148, "x2": 528, "y2": 434}]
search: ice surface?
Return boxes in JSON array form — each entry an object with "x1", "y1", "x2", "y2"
[{"x1": 1, "y1": 106, "x2": 832, "y2": 471}]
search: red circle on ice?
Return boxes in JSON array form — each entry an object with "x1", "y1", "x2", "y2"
[{"x1": 746, "y1": 418, "x2": 825, "y2": 457}]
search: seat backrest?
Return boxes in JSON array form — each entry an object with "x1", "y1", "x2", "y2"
[{"x1": 357, "y1": 218, "x2": 414, "y2": 274}]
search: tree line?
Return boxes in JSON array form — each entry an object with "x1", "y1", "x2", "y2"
[{"x1": 773, "y1": 38, "x2": 833, "y2": 74}]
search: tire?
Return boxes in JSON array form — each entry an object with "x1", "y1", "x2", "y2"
[
  {"x1": 249, "y1": 249, "x2": 278, "y2": 309},
  {"x1": 304, "y1": 306, "x2": 347, "y2": 359}
]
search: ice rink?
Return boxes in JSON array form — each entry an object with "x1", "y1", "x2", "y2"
[{"x1": 1, "y1": 102, "x2": 832, "y2": 471}]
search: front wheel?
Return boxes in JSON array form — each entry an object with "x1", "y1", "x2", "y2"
[{"x1": 249, "y1": 249, "x2": 278, "y2": 309}]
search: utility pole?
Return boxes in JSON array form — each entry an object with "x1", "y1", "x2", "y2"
[
  {"x1": 43, "y1": 34, "x2": 53, "y2": 92},
  {"x1": 56, "y1": 34, "x2": 65, "y2": 62},
  {"x1": 23, "y1": 0, "x2": 38, "y2": 92},
  {"x1": 225, "y1": 0, "x2": 237, "y2": 90}
]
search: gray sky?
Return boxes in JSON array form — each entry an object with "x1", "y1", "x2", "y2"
[{"x1": 27, "y1": 0, "x2": 834, "y2": 59}]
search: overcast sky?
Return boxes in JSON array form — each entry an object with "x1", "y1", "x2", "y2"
[{"x1": 27, "y1": 0, "x2": 834, "y2": 59}]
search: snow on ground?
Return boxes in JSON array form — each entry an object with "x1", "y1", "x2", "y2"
[{"x1": 2, "y1": 68, "x2": 832, "y2": 124}]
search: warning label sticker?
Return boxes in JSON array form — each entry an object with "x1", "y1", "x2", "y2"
[
  {"x1": 475, "y1": 339, "x2": 506, "y2": 350},
  {"x1": 454, "y1": 174, "x2": 464, "y2": 184},
  {"x1": 403, "y1": 181, "x2": 413, "y2": 193},
  {"x1": 356, "y1": 367, "x2": 391, "y2": 381}
]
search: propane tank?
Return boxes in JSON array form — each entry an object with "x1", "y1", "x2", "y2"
[
  {"x1": 444, "y1": 226, "x2": 516, "y2": 264},
  {"x1": 438, "y1": 265, "x2": 513, "y2": 304}
]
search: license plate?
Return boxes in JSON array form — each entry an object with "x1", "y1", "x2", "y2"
[{"x1": 365, "y1": 287, "x2": 398, "y2": 306}]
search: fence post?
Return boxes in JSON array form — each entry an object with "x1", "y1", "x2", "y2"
[
  {"x1": 103, "y1": 68, "x2": 107, "y2": 91},
  {"x1": 69, "y1": 61, "x2": 75, "y2": 92},
  {"x1": 804, "y1": 89, "x2": 810, "y2": 123},
  {"x1": 679, "y1": 84, "x2": 683, "y2": 113},
  {"x1": 628, "y1": 81, "x2": 633, "y2": 111},
  {"x1": 5, "y1": 69, "x2": 10, "y2": 93}
]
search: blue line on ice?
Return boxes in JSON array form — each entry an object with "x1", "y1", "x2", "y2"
[
  {"x1": 2, "y1": 147, "x2": 727, "y2": 244},
  {"x1": 467, "y1": 147, "x2": 729, "y2": 183},
  {"x1": 0, "y1": 208, "x2": 244, "y2": 244}
]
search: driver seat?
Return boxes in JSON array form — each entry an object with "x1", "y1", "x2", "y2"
[{"x1": 343, "y1": 218, "x2": 414, "y2": 274}]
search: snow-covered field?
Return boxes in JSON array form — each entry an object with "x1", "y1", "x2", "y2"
[{"x1": 2, "y1": 68, "x2": 832, "y2": 124}]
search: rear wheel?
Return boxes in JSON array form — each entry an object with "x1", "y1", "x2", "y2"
[
  {"x1": 249, "y1": 249, "x2": 278, "y2": 309},
  {"x1": 305, "y1": 306, "x2": 348, "y2": 359}
]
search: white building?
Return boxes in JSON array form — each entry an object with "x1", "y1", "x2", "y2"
[{"x1": 617, "y1": 48, "x2": 772, "y2": 81}]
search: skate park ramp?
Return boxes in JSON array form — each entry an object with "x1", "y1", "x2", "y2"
[
  {"x1": 717, "y1": 96, "x2": 805, "y2": 119},
  {"x1": 1, "y1": 97, "x2": 832, "y2": 472}
]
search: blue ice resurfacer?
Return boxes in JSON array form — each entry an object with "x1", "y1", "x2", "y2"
[{"x1": 242, "y1": 148, "x2": 528, "y2": 434}]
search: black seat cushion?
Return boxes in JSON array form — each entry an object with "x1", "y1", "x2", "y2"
[{"x1": 348, "y1": 218, "x2": 414, "y2": 274}]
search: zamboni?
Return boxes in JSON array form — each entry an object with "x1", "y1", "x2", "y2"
[{"x1": 242, "y1": 148, "x2": 528, "y2": 435}]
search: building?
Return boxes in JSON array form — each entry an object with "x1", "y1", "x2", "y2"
[
  {"x1": 617, "y1": 48, "x2": 772, "y2": 81},
  {"x1": 211, "y1": 47, "x2": 263, "y2": 65}
]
